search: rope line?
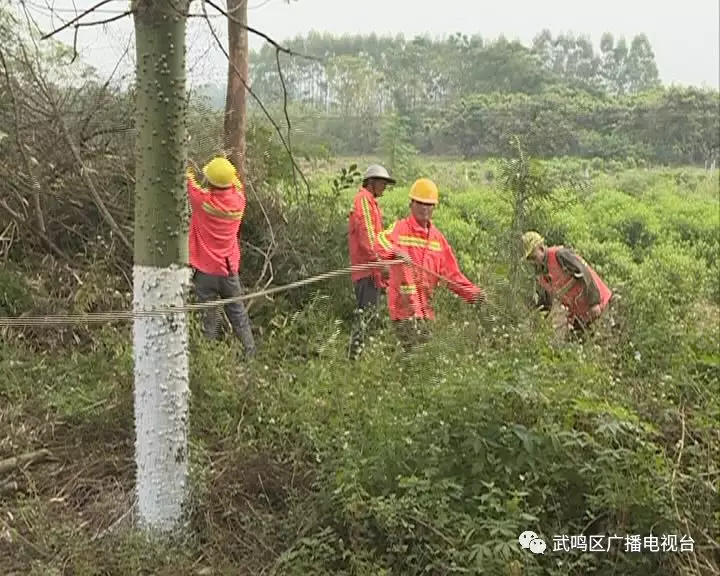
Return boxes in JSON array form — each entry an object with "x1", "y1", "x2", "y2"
[
  {"x1": 0, "y1": 261, "x2": 386, "y2": 327},
  {"x1": 0, "y1": 257, "x2": 494, "y2": 327}
]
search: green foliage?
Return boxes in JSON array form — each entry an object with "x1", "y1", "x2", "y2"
[
  {"x1": 2, "y1": 160, "x2": 718, "y2": 575},
  {"x1": 379, "y1": 112, "x2": 421, "y2": 184},
  {"x1": 331, "y1": 162, "x2": 361, "y2": 197},
  {"x1": 1, "y1": 11, "x2": 717, "y2": 572},
  {"x1": 496, "y1": 136, "x2": 559, "y2": 310},
  {"x1": 237, "y1": 31, "x2": 718, "y2": 166},
  {"x1": 437, "y1": 88, "x2": 719, "y2": 164},
  {"x1": 0, "y1": 268, "x2": 33, "y2": 316}
]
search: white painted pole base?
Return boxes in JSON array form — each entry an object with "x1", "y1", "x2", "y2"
[{"x1": 132, "y1": 263, "x2": 191, "y2": 532}]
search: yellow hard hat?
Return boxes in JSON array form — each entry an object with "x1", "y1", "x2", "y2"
[
  {"x1": 522, "y1": 231, "x2": 545, "y2": 259},
  {"x1": 409, "y1": 178, "x2": 439, "y2": 205},
  {"x1": 202, "y1": 157, "x2": 236, "y2": 188}
]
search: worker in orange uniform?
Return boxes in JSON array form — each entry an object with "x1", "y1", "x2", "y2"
[
  {"x1": 522, "y1": 231, "x2": 613, "y2": 336},
  {"x1": 347, "y1": 164, "x2": 396, "y2": 359},
  {"x1": 187, "y1": 156, "x2": 256, "y2": 357},
  {"x1": 374, "y1": 178, "x2": 485, "y2": 349}
]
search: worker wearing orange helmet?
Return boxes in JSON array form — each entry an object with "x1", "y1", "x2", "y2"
[
  {"x1": 375, "y1": 178, "x2": 485, "y2": 347},
  {"x1": 187, "y1": 156, "x2": 256, "y2": 357}
]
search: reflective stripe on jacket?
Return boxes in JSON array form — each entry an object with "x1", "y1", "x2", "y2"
[
  {"x1": 375, "y1": 215, "x2": 482, "y2": 321},
  {"x1": 537, "y1": 246, "x2": 612, "y2": 323},
  {"x1": 187, "y1": 168, "x2": 246, "y2": 276},
  {"x1": 348, "y1": 187, "x2": 385, "y2": 287}
]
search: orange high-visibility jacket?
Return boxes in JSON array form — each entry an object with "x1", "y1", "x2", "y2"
[
  {"x1": 348, "y1": 187, "x2": 386, "y2": 287},
  {"x1": 375, "y1": 215, "x2": 482, "y2": 321},
  {"x1": 538, "y1": 246, "x2": 613, "y2": 324},
  {"x1": 187, "y1": 168, "x2": 246, "y2": 276}
]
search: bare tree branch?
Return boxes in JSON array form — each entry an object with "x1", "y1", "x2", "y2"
[
  {"x1": 37, "y1": 0, "x2": 118, "y2": 40},
  {"x1": 32, "y1": 0, "x2": 316, "y2": 201},
  {"x1": 0, "y1": 448, "x2": 51, "y2": 476},
  {"x1": 275, "y1": 48, "x2": 299, "y2": 195},
  {"x1": 0, "y1": 199, "x2": 69, "y2": 262},
  {"x1": 67, "y1": 11, "x2": 132, "y2": 65},
  {"x1": 202, "y1": 0, "x2": 320, "y2": 62},
  {"x1": 56, "y1": 113, "x2": 132, "y2": 251},
  {"x1": 0, "y1": 46, "x2": 46, "y2": 234},
  {"x1": 245, "y1": 176, "x2": 277, "y2": 299},
  {"x1": 34, "y1": 0, "x2": 318, "y2": 63},
  {"x1": 200, "y1": 0, "x2": 312, "y2": 199},
  {"x1": 203, "y1": 0, "x2": 320, "y2": 197},
  {"x1": 77, "y1": 43, "x2": 131, "y2": 145},
  {"x1": 23, "y1": 0, "x2": 130, "y2": 64},
  {"x1": 13, "y1": 38, "x2": 132, "y2": 252}
]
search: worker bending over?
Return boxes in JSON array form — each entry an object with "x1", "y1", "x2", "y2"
[
  {"x1": 375, "y1": 178, "x2": 485, "y2": 349},
  {"x1": 187, "y1": 156, "x2": 256, "y2": 357},
  {"x1": 347, "y1": 164, "x2": 396, "y2": 359},
  {"x1": 522, "y1": 231, "x2": 612, "y2": 335}
]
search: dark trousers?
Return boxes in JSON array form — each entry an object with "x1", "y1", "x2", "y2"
[
  {"x1": 348, "y1": 277, "x2": 381, "y2": 359},
  {"x1": 193, "y1": 270, "x2": 256, "y2": 356}
]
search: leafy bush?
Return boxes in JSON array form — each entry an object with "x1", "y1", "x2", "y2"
[{"x1": 1, "y1": 159, "x2": 718, "y2": 576}]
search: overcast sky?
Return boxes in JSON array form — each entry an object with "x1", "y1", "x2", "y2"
[{"x1": 19, "y1": 0, "x2": 720, "y2": 89}]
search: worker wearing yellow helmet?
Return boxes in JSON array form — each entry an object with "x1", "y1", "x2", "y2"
[
  {"x1": 186, "y1": 156, "x2": 256, "y2": 357},
  {"x1": 374, "y1": 178, "x2": 485, "y2": 349},
  {"x1": 522, "y1": 230, "x2": 613, "y2": 335}
]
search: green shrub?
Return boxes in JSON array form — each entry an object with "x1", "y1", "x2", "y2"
[{"x1": 1, "y1": 160, "x2": 718, "y2": 576}]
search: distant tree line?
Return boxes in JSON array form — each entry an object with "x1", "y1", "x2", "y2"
[
  {"x1": 249, "y1": 30, "x2": 662, "y2": 108},
  {"x1": 195, "y1": 30, "x2": 719, "y2": 166}
]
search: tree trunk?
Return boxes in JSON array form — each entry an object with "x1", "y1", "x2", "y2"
[
  {"x1": 131, "y1": 0, "x2": 191, "y2": 533},
  {"x1": 224, "y1": 0, "x2": 249, "y2": 184},
  {"x1": 509, "y1": 184, "x2": 526, "y2": 312}
]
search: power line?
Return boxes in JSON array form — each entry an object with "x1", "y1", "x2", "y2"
[
  {"x1": 23, "y1": 0, "x2": 277, "y2": 16},
  {"x1": 23, "y1": 1, "x2": 127, "y2": 15},
  {"x1": 249, "y1": 0, "x2": 275, "y2": 9}
]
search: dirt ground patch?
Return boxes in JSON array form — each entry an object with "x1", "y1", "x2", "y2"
[{"x1": 0, "y1": 399, "x2": 319, "y2": 575}]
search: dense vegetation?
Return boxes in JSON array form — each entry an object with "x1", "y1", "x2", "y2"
[
  {"x1": 2, "y1": 157, "x2": 718, "y2": 575},
  {"x1": 199, "y1": 31, "x2": 719, "y2": 165},
  {"x1": 0, "y1": 9, "x2": 719, "y2": 576}
]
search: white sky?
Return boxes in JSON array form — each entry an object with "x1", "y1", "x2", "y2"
[{"x1": 16, "y1": 0, "x2": 720, "y2": 89}]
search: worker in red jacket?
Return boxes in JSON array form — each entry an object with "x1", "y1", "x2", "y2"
[
  {"x1": 187, "y1": 156, "x2": 256, "y2": 357},
  {"x1": 522, "y1": 231, "x2": 613, "y2": 335},
  {"x1": 375, "y1": 178, "x2": 485, "y2": 349},
  {"x1": 347, "y1": 164, "x2": 396, "y2": 359}
]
